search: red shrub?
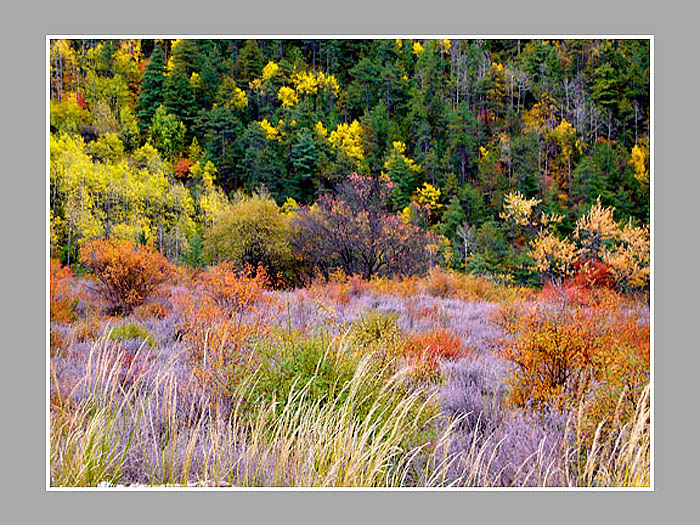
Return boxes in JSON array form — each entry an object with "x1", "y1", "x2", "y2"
[
  {"x1": 538, "y1": 280, "x2": 592, "y2": 307},
  {"x1": 173, "y1": 158, "x2": 194, "y2": 179},
  {"x1": 571, "y1": 258, "x2": 615, "y2": 289},
  {"x1": 50, "y1": 259, "x2": 78, "y2": 323},
  {"x1": 403, "y1": 329, "x2": 469, "y2": 379},
  {"x1": 76, "y1": 92, "x2": 88, "y2": 110}
]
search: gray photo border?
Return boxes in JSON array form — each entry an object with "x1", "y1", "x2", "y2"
[{"x1": 4, "y1": 0, "x2": 696, "y2": 523}]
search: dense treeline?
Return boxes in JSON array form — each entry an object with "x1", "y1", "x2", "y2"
[{"x1": 49, "y1": 38, "x2": 650, "y2": 285}]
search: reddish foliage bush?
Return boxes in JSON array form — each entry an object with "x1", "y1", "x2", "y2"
[
  {"x1": 50, "y1": 327, "x2": 69, "y2": 357},
  {"x1": 133, "y1": 302, "x2": 171, "y2": 320},
  {"x1": 309, "y1": 269, "x2": 369, "y2": 305},
  {"x1": 50, "y1": 259, "x2": 78, "y2": 323},
  {"x1": 79, "y1": 239, "x2": 175, "y2": 314},
  {"x1": 403, "y1": 329, "x2": 469, "y2": 380},
  {"x1": 570, "y1": 258, "x2": 615, "y2": 289},
  {"x1": 173, "y1": 263, "x2": 270, "y2": 397},
  {"x1": 537, "y1": 281, "x2": 593, "y2": 307},
  {"x1": 75, "y1": 92, "x2": 88, "y2": 110},
  {"x1": 197, "y1": 262, "x2": 270, "y2": 315},
  {"x1": 173, "y1": 158, "x2": 194, "y2": 179}
]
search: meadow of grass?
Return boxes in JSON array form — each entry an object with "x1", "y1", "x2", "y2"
[{"x1": 49, "y1": 261, "x2": 650, "y2": 488}]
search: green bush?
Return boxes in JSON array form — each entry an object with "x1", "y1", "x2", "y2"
[
  {"x1": 108, "y1": 322, "x2": 154, "y2": 347},
  {"x1": 50, "y1": 97, "x2": 91, "y2": 136},
  {"x1": 246, "y1": 333, "x2": 358, "y2": 406},
  {"x1": 203, "y1": 193, "x2": 300, "y2": 285},
  {"x1": 242, "y1": 331, "x2": 419, "y2": 429}
]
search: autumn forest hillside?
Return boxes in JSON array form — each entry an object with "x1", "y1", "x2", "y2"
[{"x1": 50, "y1": 38, "x2": 650, "y2": 287}]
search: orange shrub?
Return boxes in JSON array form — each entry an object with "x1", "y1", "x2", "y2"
[
  {"x1": 197, "y1": 262, "x2": 270, "y2": 316},
  {"x1": 499, "y1": 290, "x2": 650, "y2": 432},
  {"x1": 50, "y1": 327, "x2": 69, "y2": 357},
  {"x1": 303, "y1": 268, "x2": 532, "y2": 305},
  {"x1": 403, "y1": 329, "x2": 469, "y2": 380},
  {"x1": 421, "y1": 268, "x2": 528, "y2": 303},
  {"x1": 50, "y1": 259, "x2": 78, "y2": 323},
  {"x1": 368, "y1": 268, "x2": 530, "y2": 303},
  {"x1": 173, "y1": 157, "x2": 194, "y2": 179},
  {"x1": 423, "y1": 268, "x2": 457, "y2": 298},
  {"x1": 308, "y1": 269, "x2": 369, "y2": 305},
  {"x1": 174, "y1": 263, "x2": 270, "y2": 397},
  {"x1": 367, "y1": 274, "x2": 420, "y2": 298},
  {"x1": 133, "y1": 302, "x2": 171, "y2": 320},
  {"x1": 170, "y1": 264, "x2": 197, "y2": 287},
  {"x1": 71, "y1": 314, "x2": 101, "y2": 342},
  {"x1": 79, "y1": 239, "x2": 175, "y2": 314}
]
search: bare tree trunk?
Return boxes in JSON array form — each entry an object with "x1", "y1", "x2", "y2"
[
  {"x1": 67, "y1": 225, "x2": 72, "y2": 266},
  {"x1": 59, "y1": 53, "x2": 63, "y2": 101}
]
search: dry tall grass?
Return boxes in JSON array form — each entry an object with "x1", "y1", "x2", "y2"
[{"x1": 50, "y1": 334, "x2": 650, "y2": 488}]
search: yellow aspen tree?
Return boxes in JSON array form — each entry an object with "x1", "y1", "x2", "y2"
[
  {"x1": 603, "y1": 221, "x2": 650, "y2": 291},
  {"x1": 630, "y1": 142, "x2": 650, "y2": 184},
  {"x1": 277, "y1": 86, "x2": 299, "y2": 108},
  {"x1": 530, "y1": 231, "x2": 577, "y2": 280},
  {"x1": 574, "y1": 197, "x2": 620, "y2": 260}
]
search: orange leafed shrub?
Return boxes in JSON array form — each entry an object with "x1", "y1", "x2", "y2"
[
  {"x1": 170, "y1": 264, "x2": 197, "y2": 287},
  {"x1": 173, "y1": 158, "x2": 194, "y2": 179},
  {"x1": 498, "y1": 290, "x2": 649, "y2": 432},
  {"x1": 307, "y1": 267, "x2": 531, "y2": 304},
  {"x1": 133, "y1": 302, "x2": 171, "y2": 320},
  {"x1": 198, "y1": 262, "x2": 270, "y2": 315},
  {"x1": 50, "y1": 327, "x2": 69, "y2": 357},
  {"x1": 403, "y1": 329, "x2": 469, "y2": 380},
  {"x1": 309, "y1": 269, "x2": 369, "y2": 305},
  {"x1": 50, "y1": 259, "x2": 78, "y2": 323},
  {"x1": 79, "y1": 239, "x2": 175, "y2": 314},
  {"x1": 174, "y1": 263, "x2": 270, "y2": 396},
  {"x1": 176, "y1": 295, "x2": 263, "y2": 391}
]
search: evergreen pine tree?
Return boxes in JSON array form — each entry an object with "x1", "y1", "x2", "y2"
[
  {"x1": 238, "y1": 40, "x2": 264, "y2": 86},
  {"x1": 290, "y1": 129, "x2": 319, "y2": 203},
  {"x1": 163, "y1": 69, "x2": 197, "y2": 130},
  {"x1": 135, "y1": 45, "x2": 166, "y2": 133}
]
